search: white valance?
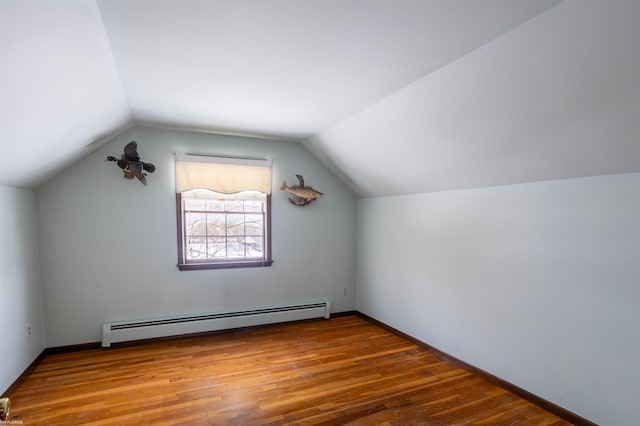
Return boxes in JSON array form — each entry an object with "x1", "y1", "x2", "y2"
[{"x1": 175, "y1": 153, "x2": 272, "y2": 194}]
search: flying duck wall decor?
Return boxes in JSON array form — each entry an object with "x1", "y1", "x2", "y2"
[
  {"x1": 280, "y1": 174, "x2": 324, "y2": 206},
  {"x1": 106, "y1": 141, "x2": 156, "y2": 185}
]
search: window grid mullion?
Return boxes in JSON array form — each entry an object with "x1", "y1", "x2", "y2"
[{"x1": 180, "y1": 190, "x2": 269, "y2": 265}]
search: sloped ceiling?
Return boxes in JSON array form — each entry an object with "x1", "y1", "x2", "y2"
[
  {"x1": 2, "y1": 0, "x2": 638, "y2": 195},
  {"x1": 304, "y1": 0, "x2": 640, "y2": 196},
  {"x1": 1, "y1": 0, "x2": 130, "y2": 189}
]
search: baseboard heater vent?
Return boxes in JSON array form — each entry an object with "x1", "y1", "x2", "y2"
[{"x1": 101, "y1": 301, "x2": 331, "y2": 347}]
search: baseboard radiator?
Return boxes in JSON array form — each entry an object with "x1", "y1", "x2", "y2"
[{"x1": 101, "y1": 301, "x2": 331, "y2": 347}]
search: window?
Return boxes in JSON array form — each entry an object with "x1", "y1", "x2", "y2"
[{"x1": 175, "y1": 154, "x2": 273, "y2": 271}]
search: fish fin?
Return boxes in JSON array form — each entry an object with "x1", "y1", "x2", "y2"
[
  {"x1": 295, "y1": 174, "x2": 305, "y2": 187},
  {"x1": 280, "y1": 181, "x2": 288, "y2": 190},
  {"x1": 288, "y1": 195, "x2": 311, "y2": 206}
]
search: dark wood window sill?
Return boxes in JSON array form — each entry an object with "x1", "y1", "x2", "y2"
[{"x1": 177, "y1": 260, "x2": 274, "y2": 271}]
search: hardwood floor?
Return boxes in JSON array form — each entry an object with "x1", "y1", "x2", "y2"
[{"x1": 10, "y1": 316, "x2": 571, "y2": 425}]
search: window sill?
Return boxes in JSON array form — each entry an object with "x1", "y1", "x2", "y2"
[{"x1": 177, "y1": 260, "x2": 273, "y2": 271}]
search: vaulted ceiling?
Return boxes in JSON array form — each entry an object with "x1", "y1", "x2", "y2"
[{"x1": 2, "y1": 0, "x2": 639, "y2": 195}]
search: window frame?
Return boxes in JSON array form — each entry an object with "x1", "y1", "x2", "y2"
[{"x1": 176, "y1": 192, "x2": 273, "y2": 271}]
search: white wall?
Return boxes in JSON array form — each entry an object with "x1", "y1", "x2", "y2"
[
  {"x1": 356, "y1": 172, "x2": 640, "y2": 426},
  {"x1": 0, "y1": 185, "x2": 46, "y2": 394},
  {"x1": 36, "y1": 126, "x2": 356, "y2": 347}
]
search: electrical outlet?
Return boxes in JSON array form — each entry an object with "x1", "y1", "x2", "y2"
[
  {"x1": 27, "y1": 323, "x2": 31, "y2": 337},
  {"x1": 342, "y1": 287, "x2": 347, "y2": 296}
]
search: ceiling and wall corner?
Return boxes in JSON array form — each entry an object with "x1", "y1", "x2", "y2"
[
  {"x1": 0, "y1": 0, "x2": 131, "y2": 188},
  {"x1": 304, "y1": 0, "x2": 640, "y2": 197},
  {"x1": 0, "y1": 0, "x2": 583, "y2": 191}
]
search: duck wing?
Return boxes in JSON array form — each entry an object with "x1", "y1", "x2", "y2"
[
  {"x1": 123, "y1": 141, "x2": 140, "y2": 162},
  {"x1": 142, "y1": 161, "x2": 156, "y2": 173},
  {"x1": 127, "y1": 162, "x2": 147, "y2": 185}
]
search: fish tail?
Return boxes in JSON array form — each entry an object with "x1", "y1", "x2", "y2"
[{"x1": 280, "y1": 181, "x2": 288, "y2": 190}]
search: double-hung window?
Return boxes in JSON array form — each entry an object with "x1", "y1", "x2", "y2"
[{"x1": 175, "y1": 154, "x2": 273, "y2": 271}]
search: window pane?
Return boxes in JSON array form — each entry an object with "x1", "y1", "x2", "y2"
[
  {"x1": 187, "y1": 236, "x2": 207, "y2": 259},
  {"x1": 245, "y1": 236, "x2": 263, "y2": 257},
  {"x1": 207, "y1": 213, "x2": 226, "y2": 236},
  {"x1": 181, "y1": 189, "x2": 269, "y2": 265},
  {"x1": 226, "y1": 237, "x2": 245, "y2": 258},
  {"x1": 244, "y1": 201, "x2": 262, "y2": 212},
  {"x1": 208, "y1": 237, "x2": 227, "y2": 259},
  {"x1": 205, "y1": 199, "x2": 225, "y2": 211},
  {"x1": 225, "y1": 201, "x2": 243, "y2": 212},
  {"x1": 226, "y1": 215, "x2": 245, "y2": 236},
  {"x1": 244, "y1": 214, "x2": 263, "y2": 236},
  {"x1": 185, "y1": 212, "x2": 207, "y2": 236},
  {"x1": 184, "y1": 198, "x2": 205, "y2": 211}
]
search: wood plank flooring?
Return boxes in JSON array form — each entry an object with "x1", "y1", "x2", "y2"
[{"x1": 9, "y1": 316, "x2": 571, "y2": 425}]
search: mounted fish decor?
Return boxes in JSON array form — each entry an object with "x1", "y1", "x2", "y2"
[
  {"x1": 280, "y1": 174, "x2": 324, "y2": 206},
  {"x1": 106, "y1": 141, "x2": 156, "y2": 185}
]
